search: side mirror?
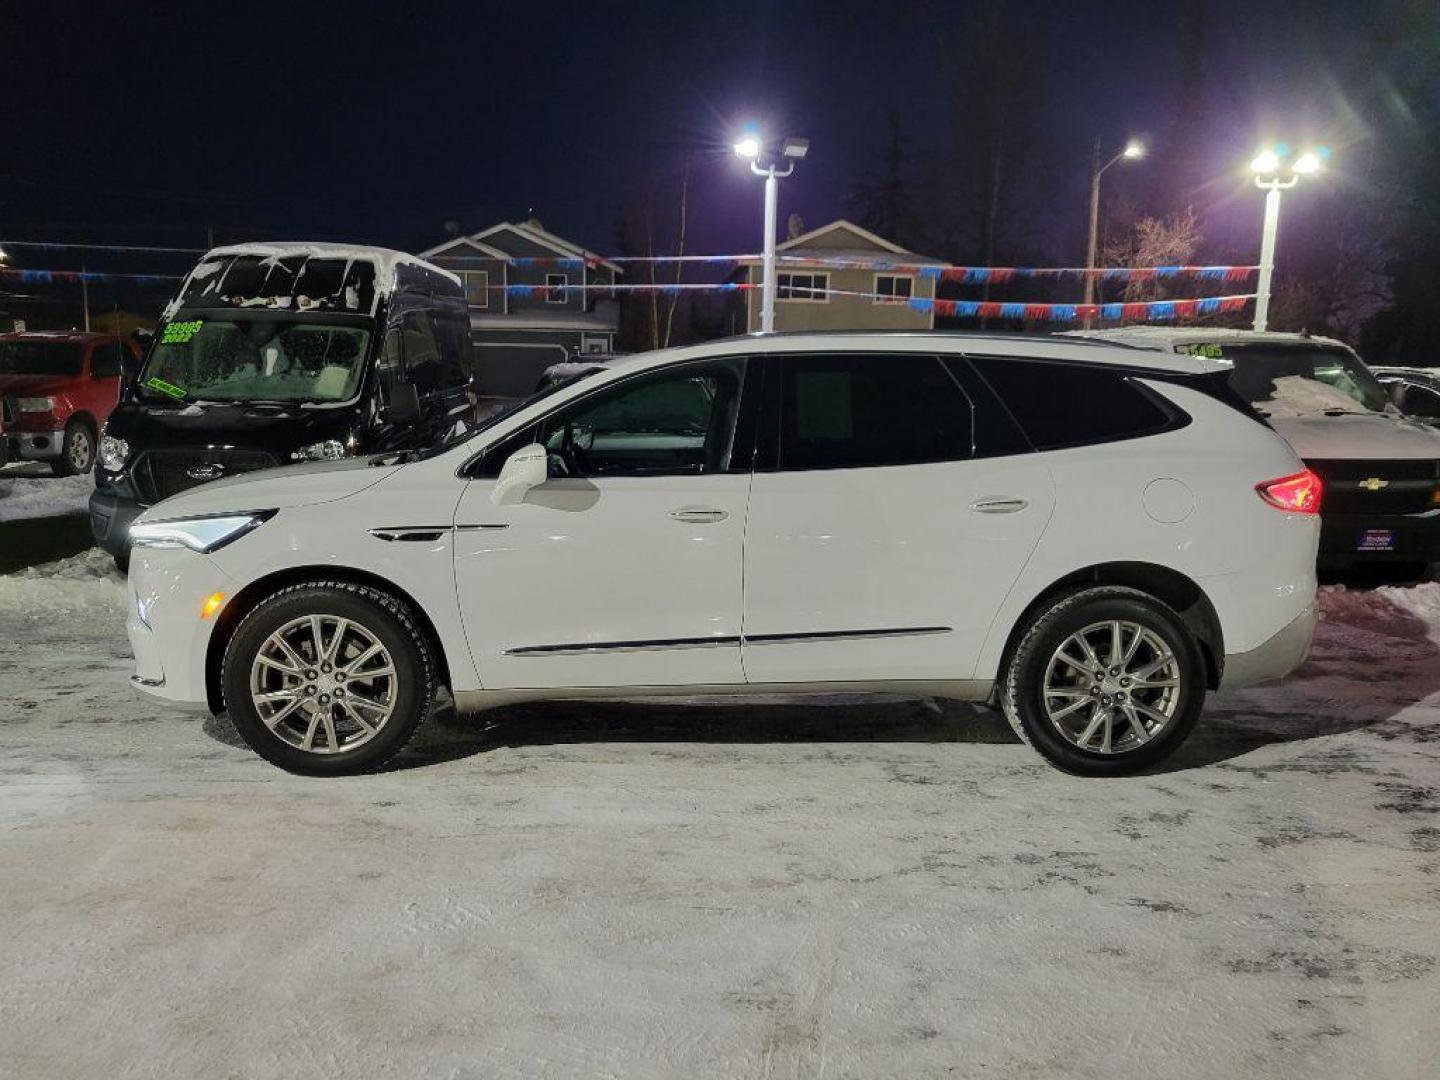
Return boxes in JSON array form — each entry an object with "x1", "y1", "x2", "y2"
[
  {"x1": 1388, "y1": 382, "x2": 1407, "y2": 409},
  {"x1": 381, "y1": 378, "x2": 421, "y2": 425},
  {"x1": 491, "y1": 444, "x2": 549, "y2": 506}
]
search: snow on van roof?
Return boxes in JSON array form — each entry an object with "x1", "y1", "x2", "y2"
[{"x1": 203, "y1": 242, "x2": 460, "y2": 290}]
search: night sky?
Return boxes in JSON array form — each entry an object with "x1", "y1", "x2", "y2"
[{"x1": 0, "y1": 0, "x2": 1424, "y2": 284}]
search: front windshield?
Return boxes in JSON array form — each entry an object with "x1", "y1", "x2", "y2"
[
  {"x1": 138, "y1": 317, "x2": 370, "y2": 403},
  {"x1": 1201, "y1": 343, "x2": 1391, "y2": 417},
  {"x1": 0, "y1": 340, "x2": 82, "y2": 377}
]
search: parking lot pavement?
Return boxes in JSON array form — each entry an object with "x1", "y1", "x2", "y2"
[{"x1": 2, "y1": 556, "x2": 1438, "y2": 1080}]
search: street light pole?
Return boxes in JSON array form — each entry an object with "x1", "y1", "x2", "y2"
[
  {"x1": 1082, "y1": 137, "x2": 1145, "y2": 325},
  {"x1": 735, "y1": 130, "x2": 808, "y2": 334},
  {"x1": 1249, "y1": 147, "x2": 1323, "y2": 333},
  {"x1": 1253, "y1": 182, "x2": 1285, "y2": 332},
  {"x1": 753, "y1": 160, "x2": 789, "y2": 333}
]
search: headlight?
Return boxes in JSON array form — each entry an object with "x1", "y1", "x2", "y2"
[
  {"x1": 100, "y1": 434, "x2": 130, "y2": 471},
  {"x1": 291, "y1": 439, "x2": 348, "y2": 462},
  {"x1": 17, "y1": 396, "x2": 55, "y2": 413},
  {"x1": 129, "y1": 511, "x2": 275, "y2": 553}
]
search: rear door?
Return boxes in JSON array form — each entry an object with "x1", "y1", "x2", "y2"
[{"x1": 741, "y1": 352, "x2": 1054, "y2": 684}]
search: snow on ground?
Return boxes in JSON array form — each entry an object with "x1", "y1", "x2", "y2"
[
  {"x1": 0, "y1": 462, "x2": 93, "y2": 522},
  {"x1": 1, "y1": 560, "x2": 1438, "y2": 1079}
]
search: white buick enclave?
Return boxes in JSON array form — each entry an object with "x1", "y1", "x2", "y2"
[{"x1": 126, "y1": 333, "x2": 1320, "y2": 776}]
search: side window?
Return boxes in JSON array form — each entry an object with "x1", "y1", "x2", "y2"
[
  {"x1": 541, "y1": 359, "x2": 746, "y2": 477},
  {"x1": 1404, "y1": 384, "x2": 1440, "y2": 419},
  {"x1": 776, "y1": 354, "x2": 973, "y2": 471},
  {"x1": 400, "y1": 309, "x2": 466, "y2": 393},
  {"x1": 969, "y1": 356, "x2": 1174, "y2": 451},
  {"x1": 90, "y1": 343, "x2": 125, "y2": 378}
]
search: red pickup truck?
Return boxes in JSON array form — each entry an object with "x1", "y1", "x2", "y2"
[{"x1": 0, "y1": 332, "x2": 140, "y2": 475}]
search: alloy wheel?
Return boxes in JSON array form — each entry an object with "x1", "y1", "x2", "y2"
[
  {"x1": 248, "y1": 614, "x2": 398, "y2": 754},
  {"x1": 1041, "y1": 620, "x2": 1181, "y2": 754},
  {"x1": 70, "y1": 428, "x2": 93, "y2": 471}
]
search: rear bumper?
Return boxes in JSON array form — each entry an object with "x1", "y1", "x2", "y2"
[
  {"x1": 89, "y1": 488, "x2": 147, "y2": 557},
  {"x1": 1318, "y1": 509, "x2": 1440, "y2": 565},
  {"x1": 1219, "y1": 602, "x2": 1317, "y2": 690}
]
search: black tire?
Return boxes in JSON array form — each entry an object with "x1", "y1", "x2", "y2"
[
  {"x1": 222, "y1": 580, "x2": 436, "y2": 776},
  {"x1": 50, "y1": 420, "x2": 95, "y2": 476},
  {"x1": 1000, "y1": 586, "x2": 1207, "y2": 776}
]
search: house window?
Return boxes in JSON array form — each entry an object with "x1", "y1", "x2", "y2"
[
  {"x1": 546, "y1": 273, "x2": 568, "y2": 304},
  {"x1": 777, "y1": 272, "x2": 829, "y2": 302},
  {"x1": 463, "y1": 271, "x2": 489, "y2": 309},
  {"x1": 874, "y1": 274, "x2": 914, "y2": 303}
]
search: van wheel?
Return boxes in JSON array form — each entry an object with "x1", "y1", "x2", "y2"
[
  {"x1": 222, "y1": 580, "x2": 436, "y2": 776},
  {"x1": 51, "y1": 421, "x2": 95, "y2": 476},
  {"x1": 1000, "y1": 586, "x2": 1206, "y2": 775}
]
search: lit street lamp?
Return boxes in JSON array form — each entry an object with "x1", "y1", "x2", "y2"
[
  {"x1": 1251, "y1": 144, "x2": 1326, "y2": 332},
  {"x1": 735, "y1": 130, "x2": 809, "y2": 333},
  {"x1": 1083, "y1": 137, "x2": 1145, "y2": 317}
]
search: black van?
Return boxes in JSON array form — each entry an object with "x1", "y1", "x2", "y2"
[{"x1": 90, "y1": 243, "x2": 475, "y2": 568}]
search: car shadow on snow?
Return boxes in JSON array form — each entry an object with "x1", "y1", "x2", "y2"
[{"x1": 202, "y1": 589, "x2": 1440, "y2": 774}]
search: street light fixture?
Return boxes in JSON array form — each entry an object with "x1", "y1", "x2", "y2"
[
  {"x1": 1250, "y1": 144, "x2": 1327, "y2": 331},
  {"x1": 1083, "y1": 136, "x2": 1146, "y2": 318},
  {"x1": 735, "y1": 127, "x2": 807, "y2": 333}
]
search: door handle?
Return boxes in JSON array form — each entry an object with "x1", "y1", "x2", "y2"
[
  {"x1": 670, "y1": 506, "x2": 728, "y2": 524},
  {"x1": 970, "y1": 497, "x2": 1029, "y2": 514}
]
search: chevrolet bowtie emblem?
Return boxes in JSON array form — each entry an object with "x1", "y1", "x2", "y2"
[{"x1": 1358, "y1": 477, "x2": 1389, "y2": 492}]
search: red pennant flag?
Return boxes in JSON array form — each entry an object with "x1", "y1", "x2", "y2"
[
  {"x1": 1023, "y1": 303, "x2": 1049, "y2": 320},
  {"x1": 977, "y1": 302, "x2": 1003, "y2": 319},
  {"x1": 1076, "y1": 304, "x2": 1100, "y2": 321},
  {"x1": 989, "y1": 268, "x2": 1015, "y2": 285},
  {"x1": 1122, "y1": 303, "x2": 1149, "y2": 321},
  {"x1": 1173, "y1": 299, "x2": 1198, "y2": 319}
]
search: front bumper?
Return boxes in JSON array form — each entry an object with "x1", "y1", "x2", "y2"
[
  {"x1": 127, "y1": 546, "x2": 239, "y2": 711},
  {"x1": 89, "y1": 488, "x2": 148, "y2": 557},
  {"x1": 1318, "y1": 509, "x2": 1440, "y2": 565},
  {"x1": 1219, "y1": 602, "x2": 1318, "y2": 690},
  {"x1": 3, "y1": 421, "x2": 66, "y2": 460}
]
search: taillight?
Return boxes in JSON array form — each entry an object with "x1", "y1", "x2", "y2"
[{"x1": 1256, "y1": 469, "x2": 1323, "y2": 514}]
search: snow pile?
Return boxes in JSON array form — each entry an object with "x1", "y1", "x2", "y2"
[
  {"x1": 1318, "y1": 581, "x2": 1440, "y2": 642},
  {"x1": 0, "y1": 465, "x2": 93, "y2": 523},
  {"x1": 0, "y1": 548, "x2": 126, "y2": 616}
]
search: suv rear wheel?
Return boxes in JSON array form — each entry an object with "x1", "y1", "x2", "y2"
[
  {"x1": 51, "y1": 420, "x2": 95, "y2": 476},
  {"x1": 222, "y1": 581, "x2": 436, "y2": 776},
  {"x1": 1000, "y1": 586, "x2": 1206, "y2": 775}
]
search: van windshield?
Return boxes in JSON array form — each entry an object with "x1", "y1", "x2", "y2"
[
  {"x1": 138, "y1": 317, "x2": 370, "y2": 403},
  {"x1": 0, "y1": 340, "x2": 83, "y2": 377},
  {"x1": 1197, "y1": 342, "x2": 1390, "y2": 417}
]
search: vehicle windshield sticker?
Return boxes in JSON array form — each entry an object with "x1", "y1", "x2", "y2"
[
  {"x1": 161, "y1": 319, "x2": 204, "y2": 345},
  {"x1": 1186, "y1": 343, "x2": 1227, "y2": 359},
  {"x1": 144, "y1": 376, "x2": 187, "y2": 399}
]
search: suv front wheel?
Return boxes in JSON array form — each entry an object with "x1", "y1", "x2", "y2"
[
  {"x1": 222, "y1": 581, "x2": 436, "y2": 775},
  {"x1": 1000, "y1": 586, "x2": 1206, "y2": 775}
]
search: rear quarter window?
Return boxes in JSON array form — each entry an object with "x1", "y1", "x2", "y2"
[{"x1": 968, "y1": 356, "x2": 1178, "y2": 451}]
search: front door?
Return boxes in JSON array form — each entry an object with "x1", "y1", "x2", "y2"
[
  {"x1": 453, "y1": 356, "x2": 755, "y2": 689},
  {"x1": 742, "y1": 352, "x2": 1054, "y2": 684}
]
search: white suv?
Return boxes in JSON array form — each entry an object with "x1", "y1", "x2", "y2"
[{"x1": 125, "y1": 333, "x2": 1320, "y2": 776}]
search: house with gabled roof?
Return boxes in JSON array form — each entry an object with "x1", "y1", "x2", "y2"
[
  {"x1": 420, "y1": 218, "x2": 622, "y2": 397},
  {"x1": 740, "y1": 219, "x2": 944, "y2": 333}
]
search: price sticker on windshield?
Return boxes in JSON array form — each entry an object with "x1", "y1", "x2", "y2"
[
  {"x1": 1186, "y1": 343, "x2": 1228, "y2": 360},
  {"x1": 161, "y1": 320, "x2": 204, "y2": 345}
]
